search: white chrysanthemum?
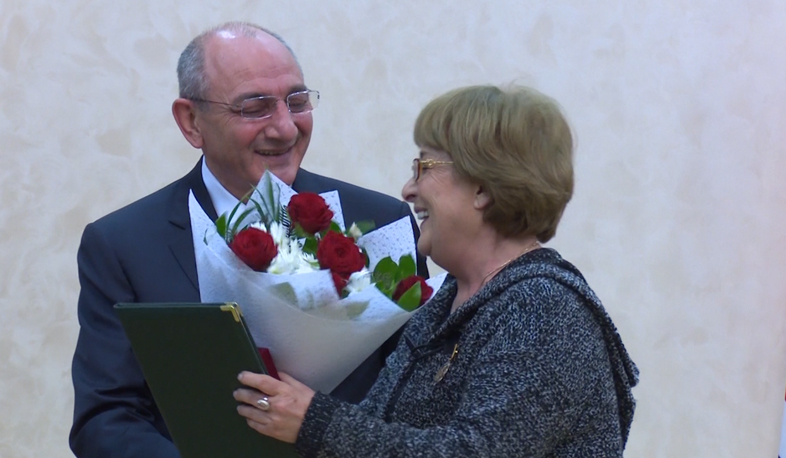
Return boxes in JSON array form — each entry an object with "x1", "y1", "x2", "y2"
[
  {"x1": 347, "y1": 223, "x2": 363, "y2": 240},
  {"x1": 248, "y1": 221, "x2": 268, "y2": 232},
  {"x1": 267, "y1": 221, "x2": 289, "y2": 246},
  {"x1": 242, "y1": 221, "x2": 318, "y2": 275},
  {"x1": 268, "y1": 238, "x2": 319, "y2": 275},
  {"x1": 345, "y1": 269, "x2": 372, "y2": 294}
]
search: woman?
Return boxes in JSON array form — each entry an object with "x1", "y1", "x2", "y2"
[{"x1": 234, "y1": 85, "x2": 639, "y2": 457}]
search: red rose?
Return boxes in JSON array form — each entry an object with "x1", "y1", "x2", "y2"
[
  {"x1": 317, "y1": 231, "x2": 366, "y2": 277},
  {"x1": 229, "y1": 227, "x2": 278, "y2": 272},
  {"x1": 287, "y1": 193, "x2": 334, "y2": 234},
  {"x1": 392, "y1": 275, "x2": 433, "y2": 306},
  {"x1": 330, "y1": 271, "x2": 349, "y2": 296}
]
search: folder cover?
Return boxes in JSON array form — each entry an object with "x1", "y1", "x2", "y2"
[{"x1": 115, "y1": 302, "x2": 299, "y2": 458}]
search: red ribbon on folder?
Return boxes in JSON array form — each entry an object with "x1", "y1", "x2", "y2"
[{"x1": 256, "y1": 348, "x2": 280, "y2": 380}]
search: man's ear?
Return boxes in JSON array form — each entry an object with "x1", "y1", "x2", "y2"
[
  {"x1": 172, "y1": 98, "x2": 204, "y2": 149},
  {"x1": 474, "y1": 185, "x2": 493, "y2": 210}
]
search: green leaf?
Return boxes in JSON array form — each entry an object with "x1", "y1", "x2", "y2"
[
  {"x1": 398, "y1": 254, "x2": 416, "y2": 279},
  {"x1": 376, "y1": 282, "x2": 395, "y2": 298},
  {"x1": 229, "y1": 208, "x2": 258, "y2": 236},
  {"x1": 215, "y1": 214, "x2": 228, "y2": 239},
  {"x1": 225, "y1": 200, "x2": 245, "y2": 237},
  {"x1": 361, "y1": 248, "x2": 370, "y2": 268},
  {"x1": 248, "y1": 194, "x2": 270, "y2": 227},
  {"x1": 293, "y1": 225, "x2": 308, "y2": 239},
  {"x1": 248, "y1": 170, "x2": 281, "y2": 225},
  {"x1": 396, "y1": 282, "x2": 422, "y2": 312},
  {"x1": 372, "y1": 256, "x2": 398, "y2": 294},
  {"x1": 329, "y1": 221, "x2": 342, "y2": 234},
  {"x1": 354, "y1": 220, "x2": 375, "y2": 234},
  {"x1": 373, "y1": 256, "x2": 398, "y2": 278},
  {"x1": 302, "y1": 237, "x2": 318, "y2": 256}
]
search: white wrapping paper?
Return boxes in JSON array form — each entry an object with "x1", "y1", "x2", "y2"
[{"x1": 189, "y1": 184, "x2": 445, "y2": 393}]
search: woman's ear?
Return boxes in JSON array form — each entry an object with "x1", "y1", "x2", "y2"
[
  {"x1": 172, "y1": 98, "x2": 205, "y2": 149},
  {"x1": 474, "y1": 185, "x2": 493, "y2": 210}
]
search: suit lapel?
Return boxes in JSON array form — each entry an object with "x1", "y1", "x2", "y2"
[
  {"x1": 292, "y1": 168, "x2": 323, "y2": 193},
  {"x1": 166, "y1": 159, "x2": 217, "y2": 294}
]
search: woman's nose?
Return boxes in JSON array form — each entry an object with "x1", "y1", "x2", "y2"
[{"x1": 401, "y1": 176, "x2": 417, "y2": 203}]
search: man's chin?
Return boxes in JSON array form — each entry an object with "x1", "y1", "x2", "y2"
[{"x1": 253, "y1": 159, "x2": 300, "y2": 187}]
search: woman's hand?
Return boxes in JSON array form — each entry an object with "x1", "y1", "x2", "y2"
[{"x1": 234, "y1": 372, "x2": 316, "y2": 444}]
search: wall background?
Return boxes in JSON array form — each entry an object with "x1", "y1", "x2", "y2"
[{"x1": 1, "y1": 1, "x2": 785, "y2": 457}]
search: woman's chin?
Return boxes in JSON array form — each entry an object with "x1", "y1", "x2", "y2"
[{"x1": 416, "y1": 237, "x2": 431, "y2": 259}]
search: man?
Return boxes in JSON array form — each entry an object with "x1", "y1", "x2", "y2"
[{"x1": 70, "y1": 22, "x2": 425, "y2": 458}]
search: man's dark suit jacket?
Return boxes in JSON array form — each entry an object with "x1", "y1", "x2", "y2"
[{"x1": 70, "y1": 160, "x2": 426, "y2": 458}]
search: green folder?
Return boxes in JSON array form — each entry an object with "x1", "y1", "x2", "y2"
[{"x1": 115, "y1": 302, "x2": 299, "y2": 458}]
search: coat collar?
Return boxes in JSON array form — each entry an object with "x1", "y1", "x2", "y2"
[
  {"x1": 168, "y1": 159, "x2": 217, "y2": 229},
  {"x1": 166, "y1": 158, "x2": 217, "y2": 292},
  {"x1": 420, "y1": 249, "x2": 575, "y2": 341}
]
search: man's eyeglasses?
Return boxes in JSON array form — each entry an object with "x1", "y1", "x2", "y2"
[
  {"x1": 192, "y1": 89, "x2": 320, "y2": 119},
  {"x1": 412, "y1": 158, "x2": 453, "y2": 181}
]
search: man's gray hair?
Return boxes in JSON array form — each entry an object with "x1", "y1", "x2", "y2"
[{"x1": 176, "y1": 21, "x2": 302, "y2": 101}]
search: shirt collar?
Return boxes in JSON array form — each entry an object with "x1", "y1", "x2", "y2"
[{"x1": 201, "y1": 159, "x2": 252, "y2": 219}]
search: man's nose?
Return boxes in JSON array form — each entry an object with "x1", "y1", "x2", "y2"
[{"x1": 264, "y1": 100, "x2": 299, "y2": 140}]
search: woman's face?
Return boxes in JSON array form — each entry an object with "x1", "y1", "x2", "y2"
[{"x1": 401, "y1": 147, "x2": 481, "y2": 269}]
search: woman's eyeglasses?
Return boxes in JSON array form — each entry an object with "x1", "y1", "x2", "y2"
[{"x1": 411, "y1": 158, "x2": 453, "y2": 181}]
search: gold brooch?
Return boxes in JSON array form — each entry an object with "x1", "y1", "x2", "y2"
[{"x1": 434, "y1": 343, "x2": 459, "y2": 383}]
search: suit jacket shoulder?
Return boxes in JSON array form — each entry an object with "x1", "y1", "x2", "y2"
[{"x1": 90, "y1": 177, "x2": 183, "y2": 241}]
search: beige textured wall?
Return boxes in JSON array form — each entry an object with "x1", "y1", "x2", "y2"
[{"x1": 1, "y1": 1, "x2": 785, "y2": 457}]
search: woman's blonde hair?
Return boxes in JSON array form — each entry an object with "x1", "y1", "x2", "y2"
[{"x1": 414, "y1": 85, "x2": 574, "y2": 242}]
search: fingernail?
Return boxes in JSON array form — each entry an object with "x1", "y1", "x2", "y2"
[{"x1": 238, "y1": 372, "x2": 243, "y2": 381}]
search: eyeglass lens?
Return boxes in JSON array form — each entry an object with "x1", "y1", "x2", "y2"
[
  {"x1": 412, "y1": 159, "x2": 422, "y2": 181},
  {"x1": 240, "y1": 91, "x2": 318, "y2": 118}
]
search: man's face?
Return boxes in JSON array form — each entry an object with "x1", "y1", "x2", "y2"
[{"x1": 196, "y1": 31, "x2": 312, "y2": 195}]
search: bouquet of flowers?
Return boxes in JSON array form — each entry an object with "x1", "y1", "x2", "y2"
[{"x1": 189, "y1": 171, "x2": 445, "y2": 392}]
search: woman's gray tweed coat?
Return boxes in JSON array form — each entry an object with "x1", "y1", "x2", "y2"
[{"x1": 295, "y1": 248, "x2": 638, "y2": 457}]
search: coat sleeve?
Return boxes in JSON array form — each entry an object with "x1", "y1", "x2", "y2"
[{"x1": 69, "y1": 222, "x2": 180, "y2": 458}]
